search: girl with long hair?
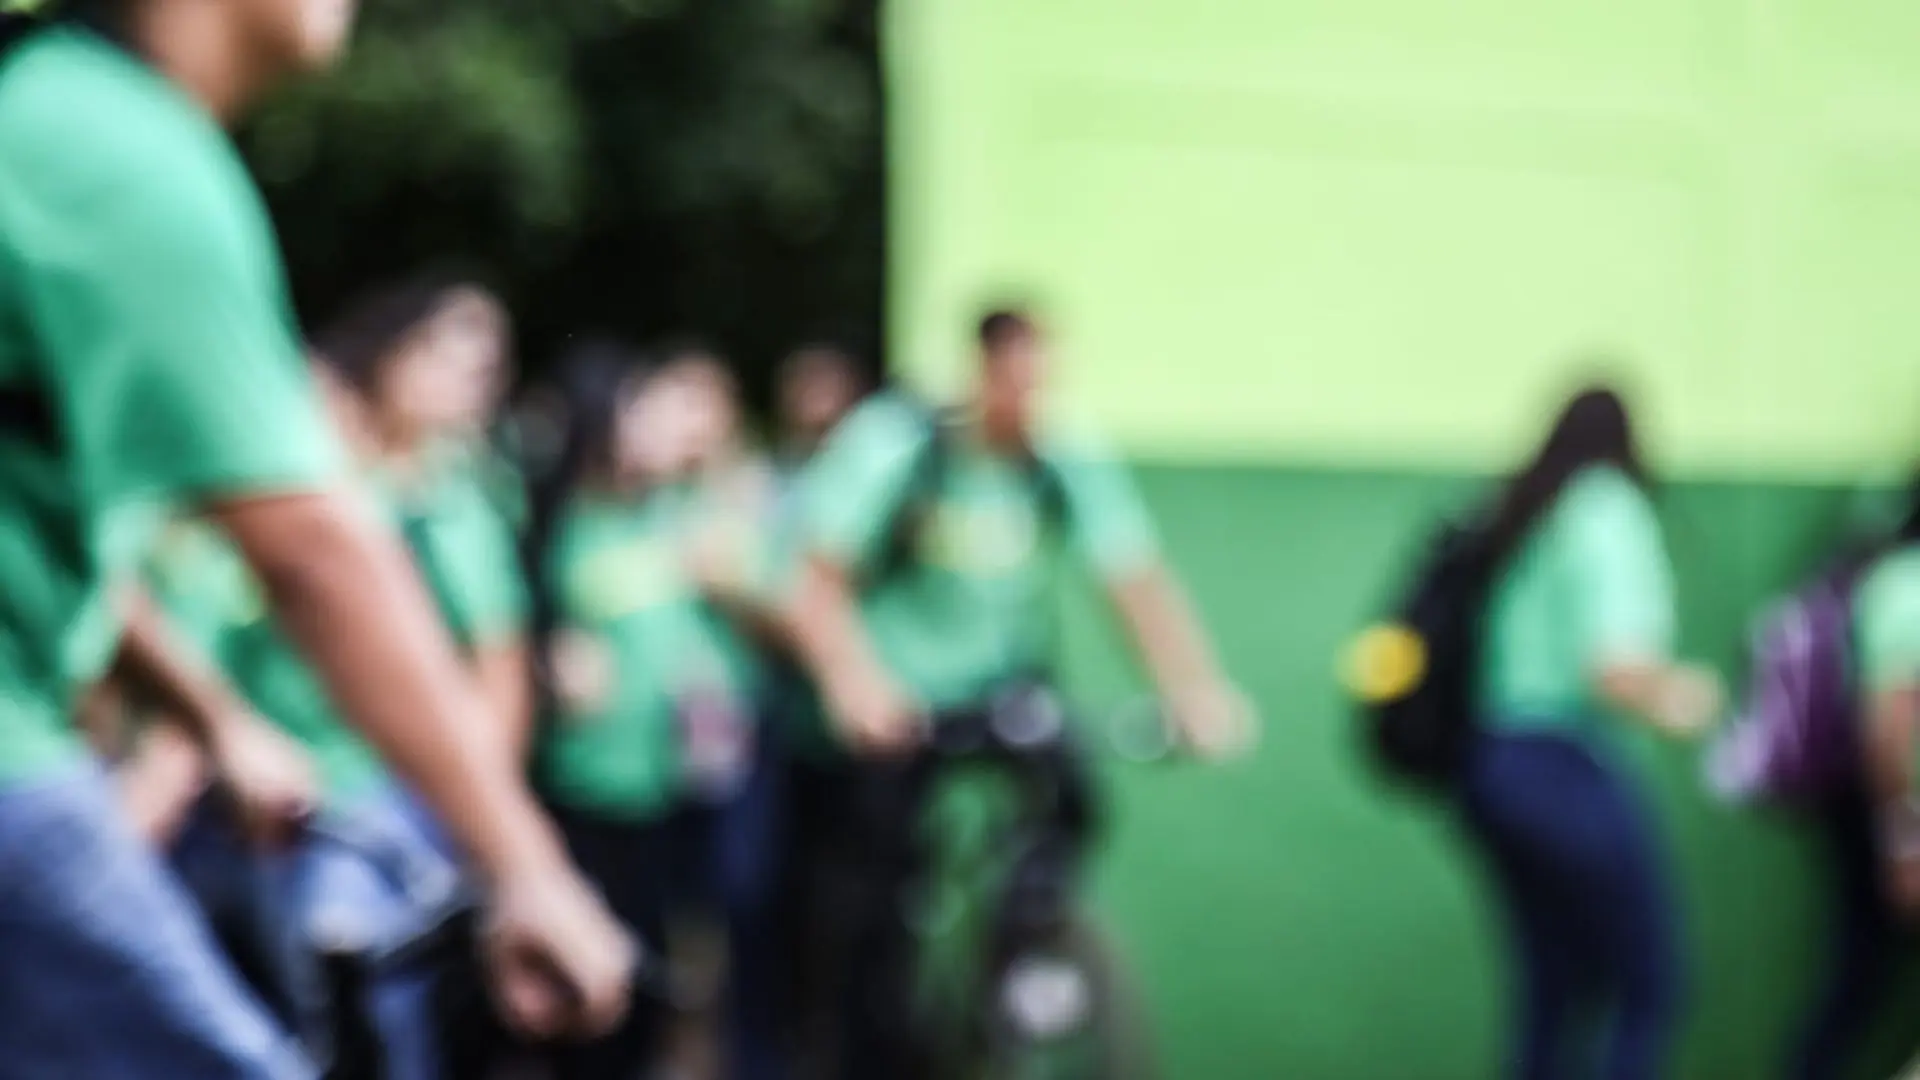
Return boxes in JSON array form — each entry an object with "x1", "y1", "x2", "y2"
[{"x1": 1465, "y1": 385, "x2": 1721, "y2": 1080}]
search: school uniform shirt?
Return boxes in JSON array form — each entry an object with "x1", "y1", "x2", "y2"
[
  {"x1": 381, "y1": 455, "x2": 528, "y2": 652},
  {"x1": 1853, "y1": 546, "x2": 1920, "y2": 789},
  {"x1": 0, "y1": 27, "x2": 340, "y2": 783},
  {"x1": 1854, "y1": 546, "x2": 1920, "y2": 696},
  {"x1": 798, "y1": 393, "x2": 1160, "y2": 713},
  {"x1": 144, "y1": 464, "x2": 528, "y2": 804},
  {"x1": 1479, "y1": 465, "x2": 1677, "y2": 731},
  {"x1": 539, "y1": 487, "x2": 760, "y2": 819}
]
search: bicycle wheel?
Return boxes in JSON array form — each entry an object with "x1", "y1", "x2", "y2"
[{"x1": 979, "y1": 915, "x2": 1161, "y2": 1080}]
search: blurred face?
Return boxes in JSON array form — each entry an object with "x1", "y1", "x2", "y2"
[
  {"x1": 310, "y1": 359, "x2": 372, "y2": 458},
  {"x1": 374, "y1": 290, "x2": 507, "y2": 441},
  {"x1": 616, "y1": 377, "x2": 697, "y2": 483},
  {"x1": 239, "y1": 0, "x2": 358, "y2": 73},
  {"x1": 979, "y1": 325, "x2": 1047, "y2": 440},
  {"x1": 780, "y1": 350, "x2": 859, "y2": 443},
  {"x1": 671, "y1": 356, "x2": 740, "y2": 468}
]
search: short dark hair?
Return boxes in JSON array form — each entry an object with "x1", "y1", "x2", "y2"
[
  {"x1": 312, "y1": 275, "x2": 457, "y2": 395},
  {"x1": 977, "y1": 308, "x2": 1037, "y2": 352}
]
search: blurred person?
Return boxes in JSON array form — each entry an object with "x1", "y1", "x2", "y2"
[
  {"x1": 1458, "y1": 387, "x2": 1719, "y2": 1080},
  {"x1": 785, "y1": 307, "x2": 1251, "y2": 1078},
  {"x1": 316, "y1": 277, "x2": 534, "y2": 767},
  {"x1": 522, "y1": 342, "x2": 715, "y2": 1080},
  {"x1": 1802, "y1": 492, "x2": 1920, "y2": 1080},
  {"x1": 775, "y1": 342, "x2": 867, "y2": 479},
  {"x1": 0, "y1": 3, "x2": 633, "y2": 1078},
  {"x1": 148, "y1": 354, "x2": 489, "y2": 1079}
]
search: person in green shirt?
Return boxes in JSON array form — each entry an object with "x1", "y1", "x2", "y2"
[
  {"x1": 523, "y1": 342, "x2": 720, "y2": 1080},
  {"x1": 786, "y1": 307, "x2": 1250, "y2": 1078},
  {"x1": 0, "y1": 4, "x2": 632, "y2": 1075},
  {"x1": 1461, "y1": 387, "x2": 1720, "y2": 1080},
  {"x1": 1797, "y1": 532, "x2": 1920, "y2": 1080},
  {"x1": 313, "y1": 275, "x2": 534, "y2": 766}
]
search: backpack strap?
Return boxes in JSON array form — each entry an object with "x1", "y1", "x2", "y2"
[{"x1": 866, "y1": 401, "x2": 958, "y2": 588}]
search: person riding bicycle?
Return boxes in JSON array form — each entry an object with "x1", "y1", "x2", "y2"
[
  {"x1": 785, "y1": 306, "x2": 1250, "y2": 1078},
  {"x1": 0, "y1": 1, "x2": 631, "y2": 1076}
]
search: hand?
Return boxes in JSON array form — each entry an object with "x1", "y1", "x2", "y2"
[
  {"x1": 1169, "y1": 680, "x2": 1257, "y2": 761},
  {"x1": 482, "y1": 862, "x2": 637, "y2": 1041},
  {"x1": 208, "y1": 715, "x2": 318, "y2": 848},
  {"x1": 119, "y1": 725, "x2": 210, "y2": 845},
  {"x1": 826, "y1": 667, "x2": 923, "y2": 758},
  {"x1": 1652, "y1": 666, "x2": 1723, "y2": 740}
]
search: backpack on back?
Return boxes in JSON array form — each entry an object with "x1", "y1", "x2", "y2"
[
  {"x1": 866, "y1": 400, "x2": 1070, "y2": 589},
  {"x1": 1705, "y1": 565, "x2": 1861, "y2": 808},
  {"x1": 1346, "y1": 518, "x2": 1496, "y2": 794}
]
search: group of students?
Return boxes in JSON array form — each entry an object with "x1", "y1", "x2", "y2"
[
  {"x1": 1354, "y1": 386, "x2": 1920, "y2": 1080},
  {"x1": 0, "y1": 1, "x2": 1254, "y2": 1076}
]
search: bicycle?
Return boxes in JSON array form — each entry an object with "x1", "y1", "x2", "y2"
[{"x1": 809, "y1": 682, "x2": 1170, "y2": 1080}]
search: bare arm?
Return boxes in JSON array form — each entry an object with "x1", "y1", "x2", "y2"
[
  {"x1": 787, "y1": 554, "x2": 915, "y2": 753},
  {"x1": 1595, "y1": 661, "x2": 1721, "y2": 738},
  {"x1": 1105, "y1": 564, "x2": 1249, "y2": 755},
  {"x1": 1864, "y1": 685, "x2": 1920, "y2": 802},
  {"x1": 1106, "y1": 565, "x2": 1225, "y2": 698},
  {"x1": 210, "y1": 489, "x2": 565, "y2": 883},
  {"x1": 473, "y1": 640, "x2": 534, "y2": 765},
  {"x1": 110, "y1": 587, "x2": 255, "y2": 748}
]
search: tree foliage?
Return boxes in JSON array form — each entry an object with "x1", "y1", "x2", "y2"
[{"x1": 246, "y1": 0, "x2": 883, "y2": 403}]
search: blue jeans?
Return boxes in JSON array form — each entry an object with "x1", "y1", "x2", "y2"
[
  {"x1": 1461, "y1": 730, "x2": 1685, "y2": 1080},
  {"x1": 0, "y1": 763, "x2": 310, "y2": 1079},
  {"x1": 173, "y1": 787, "x2": 459, "y2": 1080}
]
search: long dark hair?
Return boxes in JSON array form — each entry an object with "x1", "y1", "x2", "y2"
[
  {"x1": 522, "y1": 339, "x2": 651, "y2": 648},
  {"x1": 1483, "y1": 386, "x2": 1650, "y2": 564}
]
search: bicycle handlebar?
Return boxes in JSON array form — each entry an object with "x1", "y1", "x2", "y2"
[
  {"x1": 919, "y1": 684, "x2": 1182, "y2": 768},
  {"x1": 297, "y1": 814, "x2": 692, "y2": 1007}
]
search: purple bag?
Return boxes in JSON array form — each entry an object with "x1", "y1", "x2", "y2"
[{"x1": 1706, "y1": 571, "x2": 1860, "y2": 808}]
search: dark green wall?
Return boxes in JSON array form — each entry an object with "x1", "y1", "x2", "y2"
[{"x1": 1064, "y1": 463, "x2": 1920, "y2": 1079}]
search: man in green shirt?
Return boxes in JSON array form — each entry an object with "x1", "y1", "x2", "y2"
[
  {"x1": 0, "y1": 2, "x2": 630, "y2": 1076},
  {"x1": 786, "y1": 307, "x2": 1249, "y2": 1077}
]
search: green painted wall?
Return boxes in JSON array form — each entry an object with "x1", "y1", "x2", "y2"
[
  {"x1": 886, "y1": 1, "x2": 1920, "y2": 476},
  {"x1": 1063, "y1": 464, "x2": 1918, "y2": 1079}
]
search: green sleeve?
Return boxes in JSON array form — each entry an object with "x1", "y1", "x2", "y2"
[
  {"x1": 801, "y1": 396, "x2": 928, "y2": 570},
  {"x1": 434, "y1": 484, "x2": 528, "y2": 648},
  {"x1": 1564, "y1": 469, "x2": 1676, "y2": 665},
  {"x1": 24, "y1": 155, "x2": 341, "y2": 503},
  {"x1": 1857, "y1": 552, "x2": 1920, "y2": 692},
  {"x1": 1044, "y1": 433, "x2": 1161, "y2": 579}
]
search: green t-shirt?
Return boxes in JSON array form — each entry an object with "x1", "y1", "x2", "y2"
[
  {"x1": 384, "y1": 455, "x2": 528, "y2": 650},
  {"x1": 799, "y1": 394, "x2": 1159, "y2": 712},
  {"x1": 1853, "y1": 545, "x2": 1920, "y2": 694},
  {"x1": 1479, "y1": 466, "x2": 1675, "y2": 729},
  {"x1": 0, "y1": 28, "x2": 338, "y2": 781},
  {"x1": 149, "y1": 517, "x2": 387, "y2": 800},
  {"x1": 538, "y1": 488, "x2": 760, "y2": 818}
]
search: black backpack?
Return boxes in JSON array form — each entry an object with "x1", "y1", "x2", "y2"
[
  {"x1": 865, "y1": 400, "x2": 1071, "y2": 589},
  {"x1": 1348, "y1": 518, "x2": 1496, "y2": 793}
]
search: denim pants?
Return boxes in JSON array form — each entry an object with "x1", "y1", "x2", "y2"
[
  {"x1": 1461, "y1": 730, "x2": 1685, "y2": 1080},
  {"x1": 173, "y1": 786, "x2": 460, "y2": 1080},
  {"x1": 0, "y1": 762, "x2": 311, "y2": 1079}
]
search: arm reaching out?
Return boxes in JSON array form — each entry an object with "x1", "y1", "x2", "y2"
[
  {"x1": 1106, "y1": 566, "x2": 1253, "y2": 759},
  {"x1": 787, "y1": 554, "x2": 921, "y2": 756}
]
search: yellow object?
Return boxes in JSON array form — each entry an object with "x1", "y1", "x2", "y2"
[{"x1": 1344, "y1": 625, "x2": 1428, "y2": 705}]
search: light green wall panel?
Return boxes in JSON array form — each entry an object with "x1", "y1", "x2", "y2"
[{"x1": 887, "y1": 0, "x2": 1920, "y2": 477}]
